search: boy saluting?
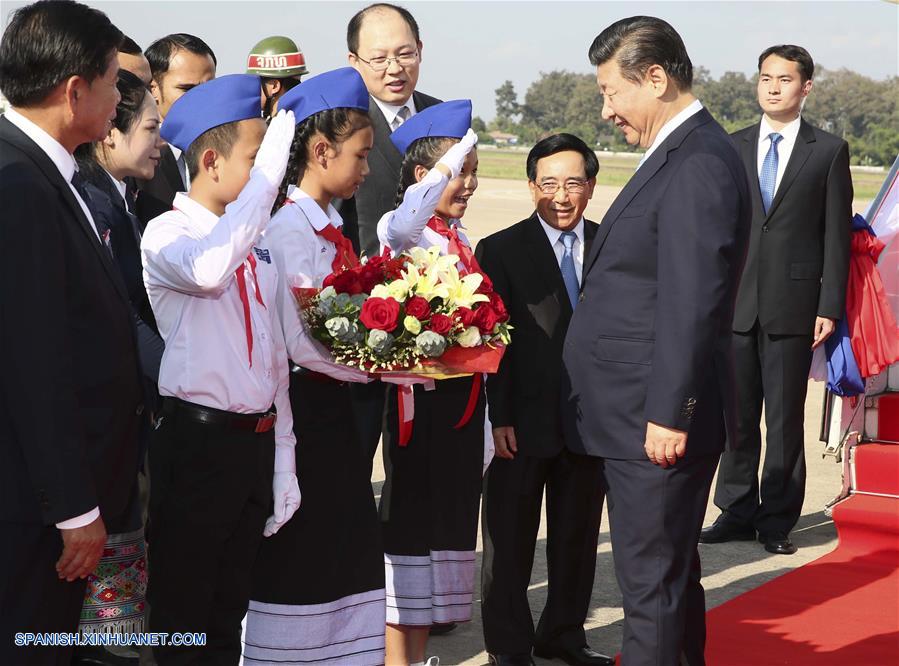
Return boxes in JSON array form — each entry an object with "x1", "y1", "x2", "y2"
[{"x1": 140, "y1": 74, "x2": 298, "y2": 665}]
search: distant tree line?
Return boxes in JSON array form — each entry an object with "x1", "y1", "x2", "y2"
[{"x1": 479, "y1": 68, "x2": 898, "y2": 166}]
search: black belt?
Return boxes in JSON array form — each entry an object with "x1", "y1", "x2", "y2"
[{"x1": 162, "y1": 397, "x2": 276, "y2": 433}]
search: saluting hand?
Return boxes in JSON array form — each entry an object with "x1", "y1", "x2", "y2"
[
  {"x1": 253, "y1": 109, "x2": 296, "y2": 188},
  {"x1": 436, "y1": 128, "x2": 478, "y2": 180},
  {"x1": 644, "y1": 421, "x2": 687, "y2": 469},
  {"x1": 56, "y1": 515, "x2": 106, "y2": 582}
]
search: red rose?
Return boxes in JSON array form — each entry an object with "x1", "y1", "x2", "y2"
[
  {"x1": 329, "y1": 270, "x2": 363, "y2": 295},
  {"x1": 428, "y1": 313, "x2": 454, "y2": 336},
  {"x1": 405, "y1": 296, "x2": 431, "y2": 321},
  {"x1": 473, "y1": 304, "x2": 500, "y2": 334},
  {"x1": 359, "y1": 264, "x2": 383, "y2": 293},
  {"x1": 489, "y1": 292, "x2": 509, "y2": 322},
  {"x1": 454, "y1": 307, "x2": 475, "y2": 327},
  {"x1": 359, "y1": 297, "x2": 400, "y2": 331}
]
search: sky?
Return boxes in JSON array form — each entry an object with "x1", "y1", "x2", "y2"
[{"x1": 3, "y1": 0, "x2": 897, "y2": 120}]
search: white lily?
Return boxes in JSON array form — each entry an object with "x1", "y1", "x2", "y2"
[{"x1": 440, "y1": 264, "x2": 489, "y2": 309}]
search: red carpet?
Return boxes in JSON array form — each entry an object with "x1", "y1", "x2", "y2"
[{"x1": 704, "y1": 444, "x2": 899, "y2": 665}]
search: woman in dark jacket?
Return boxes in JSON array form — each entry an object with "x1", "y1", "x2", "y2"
[{"x1": 73, "y1": 69, "x2": 164, "y2": 657}]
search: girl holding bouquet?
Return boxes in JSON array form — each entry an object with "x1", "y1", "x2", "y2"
[
  {"x1": 375, "y1": 100, "x2": 490, "y2": 665},
  {"x1": 243, "y1": 68, "x2": 386, "y2": 665}
]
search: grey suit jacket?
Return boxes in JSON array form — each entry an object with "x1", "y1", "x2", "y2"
[{"x1": 340, "y1": 90, "x2": 441, "y2": 257}]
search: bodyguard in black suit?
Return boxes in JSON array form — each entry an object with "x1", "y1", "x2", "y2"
[
  {"x1": 477, "y1": 135, "x2": 611, "y2": 666},
  {"x1": 0, "y1": 3, "x2": 143, "y2": 663},
  {"x1": 703, "y1": 45, "x2": 851, "y2": 555},
  {"x1": 345, "y1": 3, "x2": 442, "y2": 478},
  {"x1": 562, "y1": 18, "x2": 750, "y2": 666},
  {"x1": 135, "y1": 33, "x2": 216, "y2": 226}
]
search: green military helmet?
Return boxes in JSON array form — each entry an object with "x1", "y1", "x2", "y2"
[{"x1": 246, "y1": 36, "x2": 308, "y2": 78}]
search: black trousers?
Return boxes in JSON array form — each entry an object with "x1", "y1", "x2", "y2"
[
  {"x1": 714, "y1": 322, "x2": 813, "y2": 535},
  {"x1": 350, "y1": 381, "x2": 387, "y2": 479},
  {"x1": 146, "y1": 404, "x2": 274, "y2": 665},
  {"x1": 481, "y1": 448, "x2": 604, "y2": 654},
  {"x1": 0, "y1": 523, "x2": 90, "y2": 665},
  {"x1": 604, "y1": 454, "x2": 718, "y2": 666}
]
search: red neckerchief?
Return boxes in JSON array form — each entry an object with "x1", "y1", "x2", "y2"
[
  {"x1": 314, "y1": 222, "x2": 360, "y2": 272},
  {"x1": 426, "y1": 215, "x2": 482, "y2": 274},
  {"x1": 173, "y1": 204, "x2": 265, "y2": 367},
  {"x1": 235, "y1": 253, "x2": 266, "y2": 367}
]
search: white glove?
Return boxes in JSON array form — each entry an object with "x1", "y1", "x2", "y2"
[
  {"x1": 252, "y1": 109, "x2": 296, "y2": 188},
  {"x1": 293, "y1": 334, "x2": 373, "y2": 383},
  {"x1": 436, "y1": 128, "x2": 478, "y2": 179},
  {"x1": 264, "y1": 471, "x2": 301, "y2": 537}
]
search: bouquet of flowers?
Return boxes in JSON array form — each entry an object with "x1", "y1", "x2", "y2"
[{"x1": 292, "y1": 246, "x2": 511, "y2": 376}]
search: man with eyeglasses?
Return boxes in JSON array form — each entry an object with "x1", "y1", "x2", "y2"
[
  {"x1": 475, "y1": 134, "x2": 613, "y2": 666},
  {"x1": 345, "y1": 3, "x2": 441, "y2": 259},
  {"x1": 343, "y1": 1, "x2": 444, "y2": 542}
]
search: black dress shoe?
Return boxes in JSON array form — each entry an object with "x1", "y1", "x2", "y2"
[
  {"x1": 699, "y1": 517, "x2": 756, "y2": 544},
  {"x1": 429, "y1": 621, "x2": 458, "y2": 636},
  {"x1": 488, "y1": 653, "x2": 536, "y2": 666},
  {"x1": 758, "y1": 532, "x2": 797, "y2": 555},
  {"x1": 533, "y1": 643, "x2": 615, "y2": 666}
]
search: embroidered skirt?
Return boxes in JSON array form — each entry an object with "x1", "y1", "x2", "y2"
[
  {"x1": 78, "y1": 528, "x2": 148, "y2": 635},
  {"x1": 245, "y1": 372, "x2": 385, "y2": 665},
  {"x1": 380, "y1": 376, "x2": 486, "y2": 626}
]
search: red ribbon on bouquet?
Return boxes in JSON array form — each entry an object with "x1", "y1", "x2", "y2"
[{"x1": 396, "y1": 373, "x2": 483, "y2": 447}]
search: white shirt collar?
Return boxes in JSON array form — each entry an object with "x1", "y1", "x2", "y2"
[
  {"x1": 638, "y1": 99, "x2": 704, "y2": 168},
  {"x1": 759, "y1": 113, "x2": 801, "y2": 144},
  {"x1": 4, "y1": 107, "x2": 77, "y2": 183},
  {"x1": 172, "y1": 191, "x2": 219, "y2": 234},
  {"x1": 287, "y1": 185, "x2": 343, "y2": 231},
  {"x1": 169, "y1": 144, "x2": 183, "y2": 160},
  {"x1": 371, "y1": 94, "x2": 417, "y2": 127},
  {"x1": 537, "y1": 214, "x2": 585, "y2": 247},
  {"x1": 105, "y1": 169, "x2": 128, "y2": 203}
]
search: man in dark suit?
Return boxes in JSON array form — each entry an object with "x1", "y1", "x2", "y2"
[
  {"x1": 346, "y1": 2, "x2": 441, "y2": 259},
  {"x1": 345, "y1": 3, "x2": 443, "y2": 492},
  {"x1": 561, "y1": 17, "x2": 750, "y2": 666},
  {"x1": 477, "y1": 134, "x2": 611, "y2": 666},
  {"x1": 702, "y1": 45, "x2": 851, "y2": 555},
  {"x1": 0, "y1": 2, "x2": 144, "y2": 663},
  {"x1": 135, "y1": 33, "x2": 216, "y2": 226}
]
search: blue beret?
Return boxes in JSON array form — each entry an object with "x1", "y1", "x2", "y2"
[
  {"x1": 278, "y1": 67, "x2": 369, "y2": 124},
  {"x1": 390, "y1": 99, "x2": 472, "y2": 154},
  {"x1": 160, "y1": 74, "x2": 262, "y2": 151}
]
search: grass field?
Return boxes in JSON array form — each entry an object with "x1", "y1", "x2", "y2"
[{"x1": 477, "y1": 148, "x2": 886, "y2": 201}]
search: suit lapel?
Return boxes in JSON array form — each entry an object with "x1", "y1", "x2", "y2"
[
  {"x1": 368, "y1": 95, "x2": 403, "y2": 175},
  {"x1": 582, "y1": 219, "x2": 598, "y2": 268},
  {"x1": 765, "y1": 119, "x2": 815, "y2": 220},
  {"x1": 740, "y1": 122, "x2": 765, "y2": 214},
  {"x1": 583, "y1": 144, "x2": 669, "y2": 276},
  {"x1": 0, "y1": 118, "x2": 132, "y2": 305},
  {"x1": 522, "y1": 213, "x2": 571, "y2": 316},
  {"x1": 584, "y1": 108, "x2": 715, "y2": 277}
]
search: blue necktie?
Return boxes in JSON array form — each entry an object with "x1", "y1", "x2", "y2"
[
  {"x1": 560, "y1": 231, "x2": 579, "y2": 309},
  {"x1": 760, "y1": 132, "x2": 783, "y2": 214}
]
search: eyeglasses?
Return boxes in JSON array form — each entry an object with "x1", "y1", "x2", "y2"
[
  {"x1": 353, "y1": 50, "x2": 419, "y2": 72},
  {"x1": 536, "y1": 179, "x2": 588, "y2": 195}
]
